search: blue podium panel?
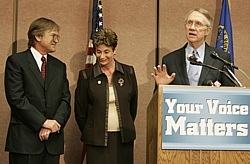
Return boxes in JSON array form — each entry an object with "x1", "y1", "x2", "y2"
[{"x1": 161, "y1": 86, "x2": 250, "y2": 150}]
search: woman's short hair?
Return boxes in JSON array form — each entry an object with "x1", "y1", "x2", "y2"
[{"x1": 93, "y1": 28, "x2": 118, "y2": 51}]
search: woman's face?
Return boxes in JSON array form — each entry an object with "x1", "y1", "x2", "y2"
[{"x1": 95, "y1": 44, "x2": 116, "y2": 67}]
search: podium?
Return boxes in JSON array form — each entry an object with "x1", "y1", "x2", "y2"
[{"x1": 147, "y1": 85, "x2": 250, "y2": 164}]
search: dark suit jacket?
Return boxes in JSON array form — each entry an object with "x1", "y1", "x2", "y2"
[
  {"x1": 4, "y1": 49, "x2": 71, "y2": 155},
  {"x1": 162, "y1": 43, "x2": 235, "y2": 86}
]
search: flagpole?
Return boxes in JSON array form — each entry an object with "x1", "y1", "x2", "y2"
[
  {"x1": 154, "y1": 0, "x2": 160, "y2": 92},
  {"x1": 12, "y1": 0, "x2": 18, "y2": 54},
  {"x1": 156, "y1": 0, "x2": 159, "y2": 66}
]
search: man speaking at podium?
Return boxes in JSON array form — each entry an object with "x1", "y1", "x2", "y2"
[{"x1": 151, "y1": 8, "x2": 235, "y2": 87}]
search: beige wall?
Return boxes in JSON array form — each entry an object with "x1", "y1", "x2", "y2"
[{"x1": 0, "y1": 0, "x2": 249, "y2": 164}]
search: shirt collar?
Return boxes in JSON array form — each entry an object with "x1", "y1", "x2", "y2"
[
  {"x1": 186, "y1": 42, "x2": 205, "y2": 58},
  {"x1": 30, "y1": 46, "x2": 47, "y2": 60},
  {"x1": 93, "y1": 60, "x2": 124, "y2": 78}
]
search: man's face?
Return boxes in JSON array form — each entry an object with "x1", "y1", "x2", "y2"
[
  {"x1": 35, "y1": 30, "x2": 60, "y2": 55},
  {"x1": 185, "y1": 11, "x2": 212, "y2": 48}
]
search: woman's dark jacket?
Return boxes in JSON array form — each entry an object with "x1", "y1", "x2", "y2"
[{"x1": 74, "y1": 60, "x2": 138, "y2": 146}]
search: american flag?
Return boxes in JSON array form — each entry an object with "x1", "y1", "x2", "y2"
[
  {"x1": 85, "y1": 0, "x2": 103, "y2": 68},
  {"x1": 81, "y1": 0, "x2": 103, "y2": 164}
]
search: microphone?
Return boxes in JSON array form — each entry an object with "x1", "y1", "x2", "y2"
[
  {"x1": 188, "y1": 59, "x2": 240, "y2": 87},
  {"x1": 187, "y1": 54, "x2": 198, "y2": 62},
  {"x1": 206, "y1": 80, "x2": 214, "y2": 86},
  {"x1": 210, "y1": 51, "x2": 239, "y2": 70}
]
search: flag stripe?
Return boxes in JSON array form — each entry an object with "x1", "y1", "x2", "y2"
[{"x1": 85, "y1": 0, "x2": 103, "y2": 69}]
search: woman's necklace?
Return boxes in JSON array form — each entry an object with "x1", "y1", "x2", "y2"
[{"x1": 101, "y1": 65, "x2": 115, "y2": 86}]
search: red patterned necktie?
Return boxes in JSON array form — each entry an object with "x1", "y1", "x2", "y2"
[{"x1": 41, "y1": 56, "x2": 46, "y2": 79}]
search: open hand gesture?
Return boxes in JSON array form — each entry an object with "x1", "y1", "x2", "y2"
[{"x1": 151, "y1": 64, "x2": 176, "y2": 85}]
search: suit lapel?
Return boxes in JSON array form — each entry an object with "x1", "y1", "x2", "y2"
[
  {"x1": 198, "y1": 44, "x2": 215, "y2": 85},
  {"x1": 26, "y1": 50, "x2": 45, "y2": 87},
  {"x1": 45, "y1": 55, "x2": 56, "y2": 89},
  {"x1": 175, "y1": 45, "x2": 189, "y2": 85}
]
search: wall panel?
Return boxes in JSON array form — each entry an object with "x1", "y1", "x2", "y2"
[
  {"x1": 0, "y1": 1, "x2": 14, "y2": 164},
  {"x1": 1, "y1": 0, "x2": 250, "y2": 164}
]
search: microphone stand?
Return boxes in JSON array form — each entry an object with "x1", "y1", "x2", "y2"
[
  {"x1": 224, "y1": 65, "x2": 243, "y2": 87},
  {"x1": 190, "y1": 61, "x2": 240, "y2": 87},
  {"x1": 211, "y1": 51, "x2": 250, "y2": 82},
  {"x1": 238, "y1": 68, "x2": 250, "y2": 81}
]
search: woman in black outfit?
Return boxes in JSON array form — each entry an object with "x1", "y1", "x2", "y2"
[{"x1": 75, "y1": 28, "x2": 138, "y2": 164}]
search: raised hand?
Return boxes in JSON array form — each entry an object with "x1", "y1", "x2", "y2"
[{"x1": 151, "y1": 64, "x2": 176, "y2": 85}]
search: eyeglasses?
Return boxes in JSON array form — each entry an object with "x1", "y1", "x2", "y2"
[
  {"x1": 185, "y1": 20, "x2": 208, "y2": 28},
  {"x1": 50, "y1": 34, "x2": 60, "y2": 41}
]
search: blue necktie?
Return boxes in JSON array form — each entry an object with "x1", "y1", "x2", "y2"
[{"x1": 188, "y1": 50, "x2": 199, "y2": 86}]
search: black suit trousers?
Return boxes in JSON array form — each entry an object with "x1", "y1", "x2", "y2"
[{"x1": 9, "y1": 148, "x2": 60, "y2": 164}]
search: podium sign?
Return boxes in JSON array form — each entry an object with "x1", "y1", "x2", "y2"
[{"x1": 162, "y1": 86, "x2": 250, "y2": 150}]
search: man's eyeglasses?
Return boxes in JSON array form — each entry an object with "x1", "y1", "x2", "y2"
[
  {"x1": 185, "y1": 20, "x2": 208, "y2": 28},
  {"x1": 50, "y1": 34, "x2": 60, "y2": 41}
]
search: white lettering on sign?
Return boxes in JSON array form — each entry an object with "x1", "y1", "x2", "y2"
[{"x1": 164, "y1": 116, "x2": 248, "y2": 136}]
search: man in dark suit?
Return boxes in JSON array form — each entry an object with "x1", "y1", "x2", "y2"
[
  {"x1": 151, "y1": 8, "x2": 235, "y2": 87},
  {"x1": 4, "y1": 18, "x2": 71, "y2": 164}
]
